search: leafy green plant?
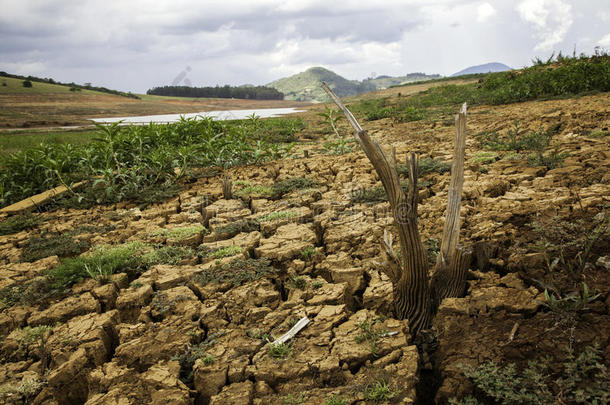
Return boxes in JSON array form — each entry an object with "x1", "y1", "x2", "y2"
[
  {"x1": 141, "y1": 245, "x2": 195, "y2": 266},
  {"x1": 47, "y1": 242, "x2": 145, "y2": 289},
  {"x1": 363, "y1": 379, "x2": 400, "y2": 401},
  {"x1": 268, "y1": 341, "x2": 293, "y2": 359},
  {"x1": 537, "y1": 283, "x2": 601, "y2": 313},
  {"x1": 301, "y1": 246, "x2": 317, "y2": 261},
  {"x1": 453, "y1": 345, "x2": 609, "y2": 404},
  {"x1": 0, "y1": 115, "x2": 300, "y2": 208},
  {"x1": 207, "y1": 245, "x2": 243, "y2": 259},
  {"x1": 355, "y1": 319, "x2": 389, "y2": 355}
]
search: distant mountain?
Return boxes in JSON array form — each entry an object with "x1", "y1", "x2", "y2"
[
  {"x1": 451, "y1": 62, "x2": 512, "y2": 77},
  {"x1": 266, "y1": 67, "x2": 367, "y2": 103},
  {"x1": 267, "y1": 67, "x2": 440, "y2": 103}
]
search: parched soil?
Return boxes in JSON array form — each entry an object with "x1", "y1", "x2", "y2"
[
  {"x1": 0, "y1": 93, "x2": 310, "y2": 129},
  {"x1": 0, "y1": 92, "x2": 608, "y2": 404}
]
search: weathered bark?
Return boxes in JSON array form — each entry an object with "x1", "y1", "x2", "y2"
[
  {"x1": 321, "y1": 83, "x2": 470, "y2": 335},
  {"x1": 222, "y1": 177, "x2": 233, "y2": 200}
]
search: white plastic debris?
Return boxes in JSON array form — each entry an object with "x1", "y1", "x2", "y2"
[{"x1": 271, "y1": 316, "x2": 310, "y2": 346}]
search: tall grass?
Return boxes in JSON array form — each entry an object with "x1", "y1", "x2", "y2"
[
  {"x1": 0, "y1": 116, "x2": 301, "y2": 207},
  {"x1": 354, "y1": 52, "x2": 609, "y2": 122}
]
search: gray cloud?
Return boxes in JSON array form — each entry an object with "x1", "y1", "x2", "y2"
[{"x1": 0, "y1": 0, "x2": 608, "y2": 93}]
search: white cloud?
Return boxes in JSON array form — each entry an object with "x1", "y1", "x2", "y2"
[
  {"x1": 517, "y1": 0, "x2": 573, "y2": 51},
  {"x1": 477, "y1": 3, "x2": 496, "y2": 22},
  {"x1": 598, "y1": 33, "x2": 610, "y2": 48}
]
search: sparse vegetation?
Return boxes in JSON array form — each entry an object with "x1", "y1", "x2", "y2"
[
  {"x1": 47, "y1": 242, "x2": 145, "y2": 289},
  {"x1": 213, "y1": 219, "x2": 260, "y2": 237},
  {"x1": 300, "y1": 246, "x2": 317, "y2": 260},
  {"x1": 355, "y1": 318, "x2": 389, "y2": 356},
  {"x1": 258, "y1": 210, "x2": 297, "y2": 222},
  {"x1": 324, "y1": 394, "x2": 348, "y2": 405},
  {"x1": 363, "y1": 379, "x2": 400, "y2": 402},
  {"x1": 193, "y1": 257, "x2": 276, "y2": 286},
  {"x1": 451, "y1": 345, "x2": 609, "y2": 405},
  {"x1": 0, "y1": 212, "x2": 41, "y2": 235},
  {"x1": 476, "y1": 123, "x2": 565, "y2": 168},
  {"x1": 20, "y1": 233, "x2": 90, "y2": 262},
  {"x1": 537, "y1": 283, "x2": 601, "y2": 313},
  {"x1": 282, "y1": 393, "x2": 304, "y2": 405},
  {"x1": 269, "y1": 341, "x2": 293, "y2": 359},
  {"x1": 272, "y1": 177, "x2": 319, "y2": 198},
  {"x1": 288, "y1": 275, "x2": 307, "y2": 290}
]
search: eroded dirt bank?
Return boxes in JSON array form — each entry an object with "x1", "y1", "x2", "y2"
[{"x1": 0, "y1": 93, "x2": 608, "y2": 404}]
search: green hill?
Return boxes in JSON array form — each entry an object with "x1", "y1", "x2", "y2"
[
  {"x1": 267, "y1": 67, "x2": 440, "y2": 102},
  {"x1": 267, "y1": 67, "x2": 371, "y2": 103}
]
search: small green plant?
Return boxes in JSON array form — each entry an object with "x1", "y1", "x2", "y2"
[
  {"x1": 207, "y1": 245, "x2": 243, "y2": 259},
  {"x1": 213, "y1": 219, "x2": 259, "y2": 237},
  {"x1": 282, "y1": 393, "x2": 304, "y2": 405},
  {"x1": 311, "y1": 280, "x2": 324, "y2": 289},
  {"x1": 193, "y1": 257, "x2": 276, "y2": 286},
  {"x1": 453, "y1": 345, "x2": 609, "y2": 404},
  {"x1": 269, "y1": 341, "x2": 293, "y2": 359},
  {"x1": 301, "y1": 246, "x2": 317, "y2": 260},
  {"x1": 47, "y1": 242, "x2": 145, "y2": 289},
  {"x1": 258, "y1": 210, "x2": 296, "y2": 222},
  {"x1": 271, "y1": 177, "x2": 318, "y2": 198},
  {"x1": 21, "y1": 233, "x2": 90, "y2": 262},
  {"x1": 471, "y1": 151, "x2": 498, "y2": 164},
  {"x1": 537, "y1": 283, "x2": 601, "y2": 313},
  {"x1": 324, "y1": 394, "x2": 348, "y2": 405},
  {"x1": 141, "y1": 245, "x2": 195, "y2": 265},
  {"x1": 0, "y1": 213, "x2": 41, "y2": 235},
  {"x1": 363, "y1": 379, "x2": 400, "y2": 401},
  {"x1": 288, "y1": 275, "x2": 307, "y2": 290},
  {"x1": 0, "y1": 377, "x2": 45, "y2": 403},
  {"x1": 234, "y1": 184, "x2": 274, "y2": 198},
  {"x1": 172, "y1": 333, "x2": 223, "y2": 385},
  {"x1": 318, "y1": 105, "x2": 343, "y2": 138},
  {"x1": 584, "y1": 129, "x2": 608, "y2": 138},
  {"x1": 355, "y1": 319, "x2": 389, "y2": 355}
]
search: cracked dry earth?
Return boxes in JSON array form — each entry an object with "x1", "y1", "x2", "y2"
[{"x1": 0, "y1": 92, "x2": 609, "y2": 405}]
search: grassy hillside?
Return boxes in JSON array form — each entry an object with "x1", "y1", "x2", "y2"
[
  {"x1": 0, "y1": 76, "x2": 101, "y2": 95},
  {"x1": 267, "y1": 67, "x2": 372, "y2": 103},
  {"x1": 363, "y1": 73, "x2": 441, "y2": 89}
]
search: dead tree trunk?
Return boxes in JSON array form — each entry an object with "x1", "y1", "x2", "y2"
[{"x1": 321, "y1": 83, "x2": 471, "y2": 335}]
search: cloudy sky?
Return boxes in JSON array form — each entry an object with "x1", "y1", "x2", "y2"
[{"x1": 1, "y1": 0, "x2": 608, "y2": 93}]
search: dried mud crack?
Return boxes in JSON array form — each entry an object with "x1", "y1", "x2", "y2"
[{"x1": 0, "y1": 90, "x2": 608, "y2": 404}]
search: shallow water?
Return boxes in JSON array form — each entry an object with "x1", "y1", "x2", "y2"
[{"x1": 90, "y1": 107, "x2": 304, "y2": 124}]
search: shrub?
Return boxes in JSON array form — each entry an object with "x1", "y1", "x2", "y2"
[
  {"x1": 452, "y1": 345, "x2": 609, "y2": 404},
  {"x1": 22, "y1": 80, "x2": 32, "y2": 88}
]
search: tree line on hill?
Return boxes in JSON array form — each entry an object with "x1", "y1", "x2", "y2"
[
  {"x1": 146, "y1": 85, "x2": 284, "y2": 100},
  {"x1": 0, "y1": 72, "x2": 140, "y2": 99}
]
